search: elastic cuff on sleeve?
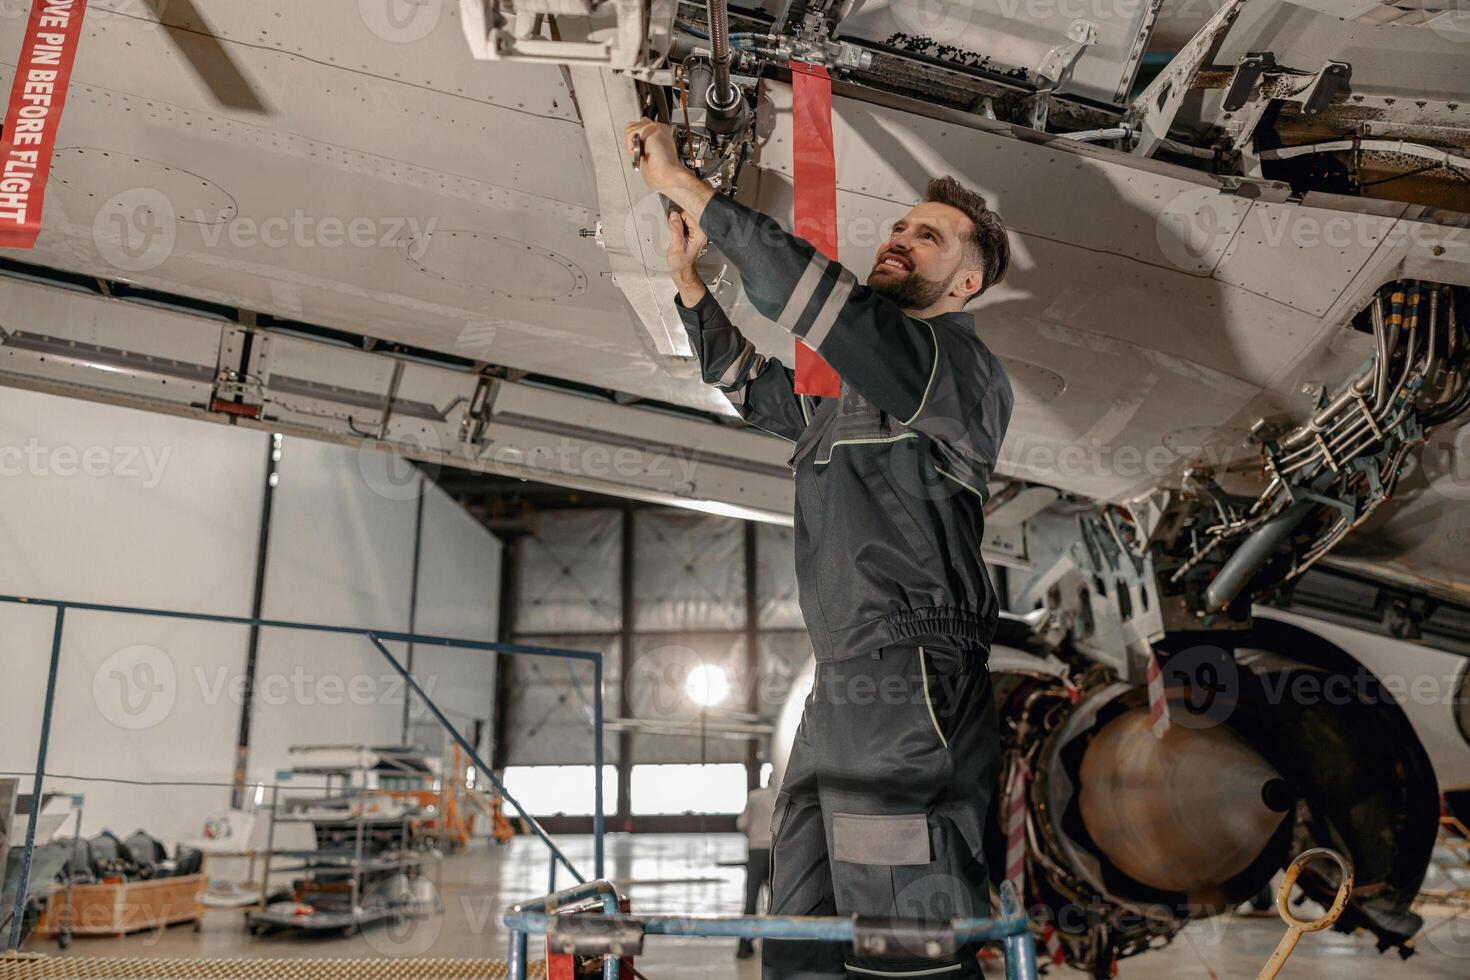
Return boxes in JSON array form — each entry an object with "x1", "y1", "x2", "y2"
[{"x1": 675, "y1": 289, "x2": 722, "y2": 323}]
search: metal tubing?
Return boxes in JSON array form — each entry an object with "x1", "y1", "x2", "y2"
[
  {"x1": 706, "y1": 0, "x2": 733, "y2": 107},
  {"x1": 1426, "y1": 287, "x2": 1441, "y2": 382},
  {"x1": 1373, "y1": 295, "x2": 1391, "y2": 412},
  {"x1": 6, "y1": 607, "x2": 65, "y2": 951},
  {"x1": 1004, "y1": 930, "x2": 1038, "y2": 980},
  {"x1": 589, "y1": 882, "x2": 625, "y2": 980},
  {"x1": 1279, "y1": 366, "x2": 1376, "y2": 452},
  {"x1": 593, "y1": 654, "x2": 605, "y2": 879},
  {"x1": 1000, "y1": 884, "x2": 1037, "y2": 980},
  {"x1": 506, "y1": 878, "x2": 623, "y2": 916},
  {"x1": 365, "y1": 633, "x2": 588, "y2": 884},
  {"x1": 503, "y1": 911, "x2": 1031, "y2": 944},
  {"x1": 1203, "y1": 500, "x2": 1316, "y2": 611},
  {"x1": 506, "y1": 880, "x2": 1033, "y2": 979},
  {"x1": 0, "y1": 593, "x2": 600, "y2": 664},
  {"x1": 508, "y1": 928, "x2": 528, "y2": 980}
]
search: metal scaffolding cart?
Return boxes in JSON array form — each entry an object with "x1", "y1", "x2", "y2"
[{"x1": 247, "y1": 745, "x2": 442, "y2": 936}]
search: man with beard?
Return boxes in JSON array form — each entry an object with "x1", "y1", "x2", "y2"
[{"x1": 626, "y1": 119, "x2": 1013, "y2": 980}]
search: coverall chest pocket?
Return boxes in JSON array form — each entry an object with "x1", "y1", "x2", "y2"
[
  {"x1": 847, "y1": 443, "x2": 940, "y2": 572},
  {"x1": 813, "y1": 385, "x2": 905, "y2": 467}
]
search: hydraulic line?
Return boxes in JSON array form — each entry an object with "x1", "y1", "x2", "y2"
[
  {"x1": 705, "y1": 0, "x2": 735, "y2": 112},
  {"x1": 1372, "y1": 296, "x2": 1390, "y2": 411},
  {"x1": 1203, "y1": 499, "x2": 1315, "y2": 612},
  {"x1": 1178, "y1": 282, "x2": 1467, "y2": 607}
]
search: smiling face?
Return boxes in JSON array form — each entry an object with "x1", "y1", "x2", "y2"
[{"x1": 867, "y1": 201, "x2": 984, "y2": 313}]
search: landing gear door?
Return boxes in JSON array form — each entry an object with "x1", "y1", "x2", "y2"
[
  {"x1": 460, "y1": 0, "x2": 675, "y2": 71},
  {"x1": 832, "y1": 0, "x2": 1164, "y2": 109}
]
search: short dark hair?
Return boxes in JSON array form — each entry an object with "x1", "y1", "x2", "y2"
[{"x1": 923, "y1": 176, "x2": 1009, "y2": 299}]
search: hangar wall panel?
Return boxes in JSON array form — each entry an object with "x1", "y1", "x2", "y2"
[
  {"x1": 247, "y1": 438, "x2": 418, "y2": 783},
  {"x1": 410, "y1": 486, "x2": 503, "y2": 757},
  {"x1": 634, "y1": 510, "x2": 745, "y2": 631},
  {"x1": 756, "y1": 523, "x2": 803, "y2": 629},
  {"x1": 0, "y1": 388, "x2": 503, "y2": 841},
  {"x1": 517, "y1": 509, "x2": 621, "y2": 634},
  {"x1": 502, "y1": 633, "x2": 618, "y2": 766},
  {"x1": 0, "y1": 385, "x2": 263, "y2": 842},
  {"x1": 507, "y1": 508, "x2": 810, "y2": 773},
  {"x1": 248, "y1": 445, "x2": 502, "y2": 784}
]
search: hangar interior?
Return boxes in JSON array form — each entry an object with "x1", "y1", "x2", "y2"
[{"x1": 4, "y1": 0, "x2": 1470, "y2": 978}]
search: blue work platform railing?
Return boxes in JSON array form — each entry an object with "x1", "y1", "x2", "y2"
[
  {"x1": 0, "y1": 593, "x2": 606, "y2": 952},
  {"x1": 504, "y1": 880, "x2": 1040, "y2": 980}
]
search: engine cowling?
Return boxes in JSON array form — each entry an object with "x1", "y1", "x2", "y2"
[{"x1": 769, "y1": 621, "x2": 1440, "y2": 976}]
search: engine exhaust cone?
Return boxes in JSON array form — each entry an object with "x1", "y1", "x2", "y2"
[{"x1": 1078, "y1": 708, "x2": 1288, "y2": 902}]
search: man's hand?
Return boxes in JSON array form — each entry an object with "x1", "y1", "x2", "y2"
[
  {"x1": 625, "y1": 119, "x2": 715, "y2": 220},
  {"x1": 667, "y1": 209, "x2": 709, "y2": 307}
]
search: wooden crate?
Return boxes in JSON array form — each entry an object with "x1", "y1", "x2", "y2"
[{"x1": 35, "y1": 874, "x2": 202, "y2": 937}]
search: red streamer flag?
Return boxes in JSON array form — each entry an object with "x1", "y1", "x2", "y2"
[
  {"x1": 0, "y1": 0, "x2": 88, "y2": 248},
  {"x1": 790, "y1": 61, "x2": 842, "y2": 398}
]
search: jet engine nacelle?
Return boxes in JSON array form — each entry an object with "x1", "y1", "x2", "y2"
[{"x1": 769, "y1": 617, "x2": 1442, "y2": 974}]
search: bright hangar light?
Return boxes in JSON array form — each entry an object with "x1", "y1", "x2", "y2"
[{"x1": 684, "y1": 663, "x2": 731, "y2": 707}]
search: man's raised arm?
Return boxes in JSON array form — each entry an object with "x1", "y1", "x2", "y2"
[
  {"x1": 625, "y1": 119, "x2": 961, "y2": 436},
  {"x1": 667, "y1": 204, "x2": 808, "y2": 442}
]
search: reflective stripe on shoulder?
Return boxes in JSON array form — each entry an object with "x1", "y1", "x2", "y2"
[
  {"x1": 803, "y1": 269, "x2": 857, "y2": 350},
  {"x1": 778, "y1": 251, "x2": 830, "y2": 327}
]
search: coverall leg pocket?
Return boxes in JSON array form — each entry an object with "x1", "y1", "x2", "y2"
[{"x1": 831, "y1": 810, "x2": 986, "y2": 979}]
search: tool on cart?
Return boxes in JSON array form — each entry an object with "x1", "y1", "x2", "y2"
[{"x1": 1257, "y1": 848, "x2": 1353, "y2": 980}]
